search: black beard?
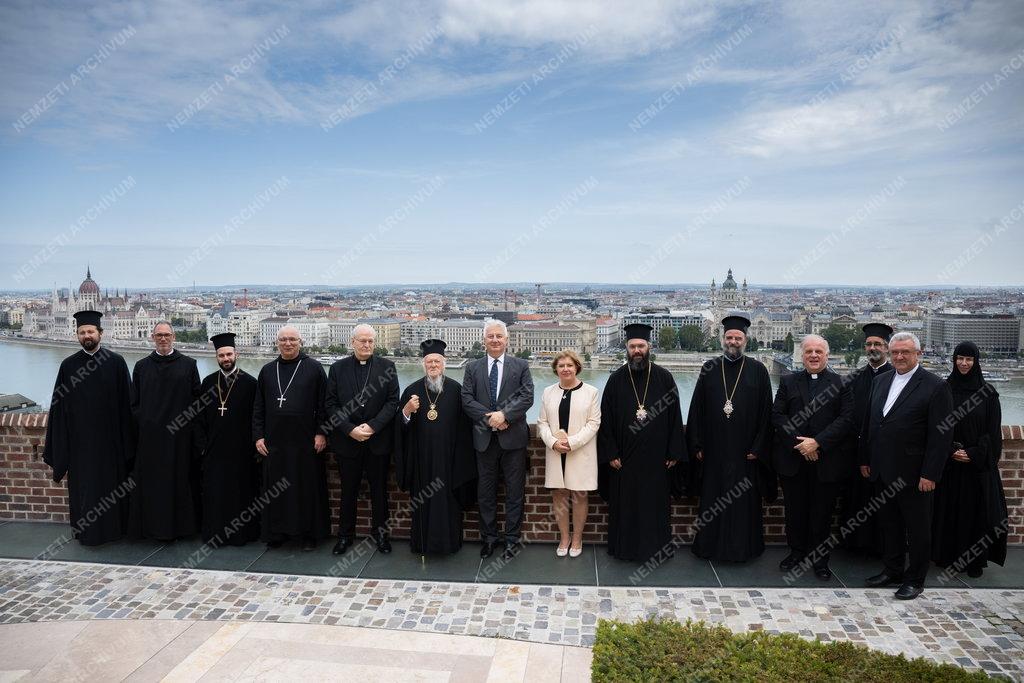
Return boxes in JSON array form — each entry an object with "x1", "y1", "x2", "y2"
[
  {"x1": 628, "y1": 353, "x2": 649, "y2": 371},
  {"x1": 219, "y1": 361, "x2": 236, "y2": 373},
  {"x1": 80, "y1": 339, "x2": 98, "y2": 351}
]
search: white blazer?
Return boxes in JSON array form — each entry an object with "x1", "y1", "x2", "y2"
[{"x1": 536, "y1": 381, "x2": 601, "y2": 490}]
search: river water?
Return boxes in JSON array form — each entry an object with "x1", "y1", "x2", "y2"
[{"x1": 3, "y1": 340, "x2": 1023, "y2": 424}]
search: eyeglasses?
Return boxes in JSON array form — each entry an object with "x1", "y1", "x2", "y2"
[
  {"x1": 890, "y1": 349, "x2": 918, "y2": 356},
  {"x1": 153, "y1": 333, "x2": 173, "y2": 338}
]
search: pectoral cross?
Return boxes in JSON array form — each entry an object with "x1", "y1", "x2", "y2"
[
  {"x1": 277, "y1": 396, "x2": 287, "y2": 408},
  {"x1": 218, "y1": 405, "x2": 228, "y2": 416}
]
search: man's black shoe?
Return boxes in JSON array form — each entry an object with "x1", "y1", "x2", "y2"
[
  {"x1": 301, "y1": 537, "x2": 317, "y2": 552},
  {"x1": 967, "y1": 567, "x2": 984, "y2": 578},
  {"x1": 332, "y1": 538, "x2": 352, "y2": 556},
  {"x1": 266, "y1": 538, "x2": 285, "y2": 549},
  {"x1": 480, "y1": 541, "x2": 498, "y2": 559},
  {"x1": 865, "y1": 572, "x2": 903, "y2": 588},
  {"x1": 375, "y1": 536, "x2": 392, "y2": 554},
  {"x1": 779, "y1": 551, "x2": 803, "y2": 572},
  {"x1": 894, "y1": 583, "x2": 923, "y2": 600},
  {"x1": 502, "y1": 541, "x2": 522, "y2": 561},
  {"x1": 814, "y1": 567, "x2": 832, "y2": 581}
]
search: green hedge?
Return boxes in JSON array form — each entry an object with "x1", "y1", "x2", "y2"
[{"x1": 592, "y1": 618, "x2": 989, "y2": 682}]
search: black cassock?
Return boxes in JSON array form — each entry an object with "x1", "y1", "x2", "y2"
[
  {"x1": 395, "y1": 377, "x2": 477, "y2": 555},
  {"x1": 196, "y1": 369, "x2": 261, "y2": 546},
  {"x1": 932, "y1": 381, "x2": 1008, "y2": 571},
  {"x1": 597, "y1": 363, "x2": 685, "y2": 562},
  {"x1": 253, "y1": 353, "x2": 331, "y2": 541},
  {"x1": 838, "y1": 361, "x2": 891, "y2": 555},
  {"x1": 686, "y1": 355, "x2": 774, "y2": 562},
  {"x1": 43, "y1": 347, "x2": 134, "y2": 546},
  {"x1": 129, "y1": 350, "x2": 201, "y2": 540}
]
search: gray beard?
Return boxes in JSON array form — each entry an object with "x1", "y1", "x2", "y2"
[
  {"x1": 866, "y1": 350, "x2": 885, "y2": 365},
  {"x1": 723, "y1": 345, "x2": 744, "y2": 360},
  {"x1": 425, "y1": 375, "x2": 444, "y2": 394}
]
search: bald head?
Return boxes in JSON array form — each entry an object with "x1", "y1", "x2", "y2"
[{"x1": 277, "y1": 325, "x2": 302, "y2": 360}]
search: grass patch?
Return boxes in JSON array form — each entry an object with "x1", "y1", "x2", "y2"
[{"x1": 592, "y1": 618, "x2": 989, "y2": 681}]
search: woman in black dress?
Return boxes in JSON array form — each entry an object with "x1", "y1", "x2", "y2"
[{"x1": 932, "y1": 341, "x2": 1008, "y2": 578}]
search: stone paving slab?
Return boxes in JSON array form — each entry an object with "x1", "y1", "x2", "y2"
[{"x1": 0, "y1": 559, "x2": 1021, "y2": 679}]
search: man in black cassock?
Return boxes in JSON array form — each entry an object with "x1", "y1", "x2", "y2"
[
  {"x1": 196, "y1": 333, "x2": 260, "y2": 546},
  {"x1": 839, "y1": 322, "x2": 893, "y2": 556},
  {"x1": 253, "y1": 325, "x2": 330, "y2": 550},
  {"x1": 325, "y1": 324, "x2": 399, "y2": 556},
  {"x1": 43, "y1": 310, "x2": 134, "y2": 546},
  {"x1": 128, "y1": 321, "x2": 201, "y2": 541},
  {"x1": 687, "y1": 314, "x2": 774, "y2": 562},
  {"x1": 597, "y1": 323, "x2": 685, "y2": 562},
  {"x1": 396, "y1": 339, "x2": 476, "y2": 555}
]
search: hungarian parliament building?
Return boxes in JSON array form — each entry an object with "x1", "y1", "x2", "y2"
[{"x1": 22, "y1": 267, "x2": 162, "y2": 340}]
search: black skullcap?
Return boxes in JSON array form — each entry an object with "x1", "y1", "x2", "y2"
[
  {"x1": 721, "y1": 314, "x2": 750, "y2": 335},
  {"x1": 210, "y1": 333, "x2": 236, "y2": 350},
  {"x1": 420, "y1": 339, "x2": 447, "y2": 357},
  {"x1": 73, "y1": 310, "x2": 102, "y2": 329},
  {"x1": 623, "y1": 323, "x2": 653, "y2": 342},
  {"x1": 862, "y1": 322, "x2": 893, "y2": 342}
]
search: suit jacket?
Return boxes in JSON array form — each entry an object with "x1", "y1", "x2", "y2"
[
  {"x1": 461, "y1": 353, "x2": 535, "y2": 451},
  {"x1": 325, "y1": 355, "x2": 400, "y2": 458},
  {"x1": 770, "y1": 368, "x2": 855, "y2": 482},
  {"x1": 859, "y1": 366, "x2": 953, "y2": 486}
]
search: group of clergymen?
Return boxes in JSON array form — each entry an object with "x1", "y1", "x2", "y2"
[{"x1": 44, "y1": 310, "x2": 1007, "y2": 601}]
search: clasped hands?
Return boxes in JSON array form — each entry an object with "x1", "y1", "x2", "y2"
[
  {"x1": 348, "y1": 423, "x2": 375, "y2": 442},
  {"x1": 793, "y1": 436, "x2": 819, "y2": 461},
  {"x1": 485, "y1": 410, "x2": 509, "y2": 431}
]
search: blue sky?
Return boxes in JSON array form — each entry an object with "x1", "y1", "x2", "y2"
[{"x1": 1, "y1": 0, "x2": 1022, "y2": 289}]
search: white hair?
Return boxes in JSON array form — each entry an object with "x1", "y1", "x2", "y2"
[
  {"x1": 889, "y1": 331, "x2": 921, "y2": 351},
  {"x1": 483, "y1": 319, "x2": 508, "y2": 337},
  {"x1": 351, "y1": 323, "x2": 376, "y2": 340},
  {"x1": 800, "y1": 333, "x2": 830, "y2": 355},
  {"x1": 277, "y1": 325, "x2": 301, "y2": 341}
]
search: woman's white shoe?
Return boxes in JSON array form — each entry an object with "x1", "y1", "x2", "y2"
[
  {"x1": 556, "y1": 545, "x2": 569, "y2": 557},
  {"x1": 568, "y1": 545, "x2": 583, "y2": 558}
]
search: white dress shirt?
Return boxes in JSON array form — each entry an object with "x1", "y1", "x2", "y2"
[{"x1": 882, "y1": 363, "x2": 918, "y2": 417}]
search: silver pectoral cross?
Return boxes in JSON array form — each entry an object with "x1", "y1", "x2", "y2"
[
  {"x1": 277, "y1": 396, "x2": 287, "y2": 408},
  {"x1": 218, "y1": 405, "x2": 228, "y2": 416}
]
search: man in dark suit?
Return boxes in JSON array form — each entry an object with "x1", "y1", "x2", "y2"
[
  {"x1": 860, "y1": 331, "x2": 953, "y2": 599},
  {"x1": 771, "y1": 334, "x2": 854, "y2": 580},
  {"x1": 326, "y1": 324, "x2": 400, "y2": 555},
  {"x1": 461, "y1": 319, "x2": 535, "y2": 560}
]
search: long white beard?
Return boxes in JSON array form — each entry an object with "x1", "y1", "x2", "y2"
[{"x1": 425, "y1": 375, "x2": 444, "y2": 394}]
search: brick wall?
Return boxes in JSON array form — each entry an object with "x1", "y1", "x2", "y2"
[{"x1": 2, "y1": 413, "x2": 1022, "y2": 546}]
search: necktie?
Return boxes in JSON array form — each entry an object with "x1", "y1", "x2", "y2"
[{"x1": 489, "y1": 358, "x2": 499, "y2": 409}]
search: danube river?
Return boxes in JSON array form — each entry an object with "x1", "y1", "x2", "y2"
[{"x1": 3, "y1": 340, "x2": 1023, "y2": 423}]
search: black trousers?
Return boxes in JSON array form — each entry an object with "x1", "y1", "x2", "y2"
[
  {"x1": 779, "y1": 460, "x2": 840, "y2": 568},
  {"x1": 477, "y1": 434, "x2": 526, "y2": 544},
  {"x1": 336, "y1": 444, "x2": 390, "y2": 541},
  {"x1": 878, "y1": 479, "x2": 934, "y2": 586}
]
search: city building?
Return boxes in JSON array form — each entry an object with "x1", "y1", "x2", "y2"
[{"x1": 925, "y1": 312, "x2": 1021, "y2": 358}]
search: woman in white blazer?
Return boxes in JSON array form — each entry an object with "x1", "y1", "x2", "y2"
[{"x1": 537, "y1": 349, "x2": 601, "y2": 557}]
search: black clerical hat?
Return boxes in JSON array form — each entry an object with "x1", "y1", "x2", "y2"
[
  {"x1": 73, "y1": 310, "x2": 102, "y2": 329},
  {"x1": 210, "y1": 333, "x2": 236, "y2": 350},
  {"x1": 862, "y1": 322, "x2": 893, "y2": 342},
  {"x1": 623, "y1": 323, "x2": 653, "y2": 342},
  {"x1": 721, "y1": 314, "x2": 750, "y2": 334},
  {"x1": 420, "y1": 339, "x2": 447, "y2": 357}
]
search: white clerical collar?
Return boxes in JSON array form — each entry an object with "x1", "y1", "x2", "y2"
[
  {"x1": 896, "y1": 363, "x2": 919, "y2": 378},
  {"x1": 221, "y1": 367, "x2": 238, "y2": 378},
  {"x1": 84, "y1": 347, "x2": 99, "y2": 356},
  {"x1": 809, "y1": 372, "x2": 819, "y2": 379},
  {"x1": 722, "y1": 353, "x2": 741, "y2": 362},
  {"x1": 869, "y1": 361, "x2": 887, "y2": 371},
  {"x1": 156, "y1": 349, "x2": 173, "y2": 356}
]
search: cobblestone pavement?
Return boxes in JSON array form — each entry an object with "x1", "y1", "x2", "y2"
[{"x1": 1, "y1": 559, "x2": 1022, "y2": 679}]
